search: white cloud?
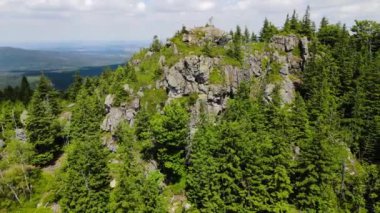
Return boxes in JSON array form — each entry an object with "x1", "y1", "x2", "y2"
[
  {"x1": 137, "y1": 2, "x2": 146, "y2": 12},
  {"x1": 198, "y1": 1, "x2": 215, "y2": 11},
  {"x1": 0, "y1": 0, "x2": 379, "y2": 42}
]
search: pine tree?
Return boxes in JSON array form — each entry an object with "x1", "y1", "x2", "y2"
[
  {"x1": 151, "y1": 35, "x2": 162, "y2": 52},
  {"x1": 26, "y1": 75, "x2": 61, "y2": 166},
  {"x1": 66, "y1": 72, "x2": 83, "y2": 101},
  {"x1": 59, "y1": 138, "x2": 110, "y2": 212},
  {"x1": 187, "y1": 120, "x2": 223, "y2": 211},
  {"x1": 300, "y1": 6, "x2": 314, "y2": 37},
  {"x1": 110, "y1": 124, "x2": 165, "y2": 212},
  {"x1": 290, "y1": 10, "x2": 300, "y2": 33},
  {"x1": 250, "y1": 32, "x2": 258, "y2": 42},
  {"x1": 18, "y1": 76, "x2": 32, "y2": 105},
  {"x1": 259, "y1": 18, "x2": 279, "y2": 42},
  {"x1": 150, "y1": 100, "x2": 189, "y2": 183},
  {"x1": 70, "y1": 88, "x2": 103, "y2": 140},
  {"x1": 244, "y1": 26, "x2": 250, "y2": 43},
  {"x1": 283, "y1": 14, "x2": 291, "y2": 32}
]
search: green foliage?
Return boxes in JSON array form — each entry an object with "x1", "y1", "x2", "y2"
[
  {"x1": 260, "y1": 18, "x2": 279, "y2": 42},
  {"x1": 1, "y1": 13, "x2": 379, "y2": 213},
  {"x1": 150, "y1": 100, "x2": 190, "y2": 183},
  {"x1": 209, "y1": 68, "x2": 224, "y2": 84},
  {"x1": 150, "y1": 35, "x2": 162, "y2": 52},
  {"x1": 0, "y1": 140, "x2": 39, "y2": 210},
  {"x1": 140, "y1": 88, "x2": 167, "y2": 113},
  {"x1": 70, "y1": 87, "x2": 103, "y2": 140},
  {"x1": 59, "y1": 138, "x2": 110, "y2": 212},
  {"x1": 110, "y1": 124, "x2": 166, "y2": 212},
  {"x1": 65, "y1": 72, "x2": 82, "y2": 101},
  {"x1": 26, "y1": 75, "x2": 62, "y2": 166},
  {"x1": 267, "y1": 62, "x2": 283, "y2": 84}
]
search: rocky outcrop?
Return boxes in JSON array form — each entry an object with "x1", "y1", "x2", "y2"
[
  {"x1": 164, "y1": 55, "x2": 218, "y2": 98},
  {"x1": 101, "y1": 94, "x2": 140, "y2": 133},
  {"x1": 182, "y1": 26, "x2": 230, "y2": 46},
  {"x1": 161, "y1": 33, "x2": 309, "y2": 127},
  {"x1": 270, "y1": 34, "x2": 309, "y2": 71}
]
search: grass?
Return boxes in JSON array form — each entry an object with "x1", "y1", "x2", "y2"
[
  {"x1": 8, "y1": 170, "x2": 59, "y2": 213},
  {"x1": 250, "y1": 42, "x2": 270, "y2": 53},
  {"x1": 267, "y1": 62, "x2": 283, "y2": 84},
  {"x1": 140, "y1": 88, "x2": 168, "y2": 113},
  {"x1": 209, "y1": 68, "x2": 224, "y2": 84},
  {"x1": 291, "y1": 46, "x2": 302, "y2": 57}
]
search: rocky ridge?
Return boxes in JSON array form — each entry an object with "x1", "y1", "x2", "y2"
[{"x1": 101, "y1": 26, "x2": 309, "y2": 140}]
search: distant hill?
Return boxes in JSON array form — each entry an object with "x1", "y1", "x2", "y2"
[{"x1": 0, "y1": 46, "x2": 131, "y2": 72}]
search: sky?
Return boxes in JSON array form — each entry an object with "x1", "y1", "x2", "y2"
[{"x1": 0, "y1": 0, "x2": 379, "y2": 44}]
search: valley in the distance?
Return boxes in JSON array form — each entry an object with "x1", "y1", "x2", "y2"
[{"x1": 0, "y1": 41, "x2": 148, "y2": 89}]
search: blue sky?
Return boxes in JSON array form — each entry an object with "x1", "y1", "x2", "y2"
[{"x1": 0, "y1": 0, "x2": 379, "y2": 43}]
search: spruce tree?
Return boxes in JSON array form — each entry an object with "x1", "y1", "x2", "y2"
[
  {"x1": 18, "y1": 76, "x2": 32, "y2": 105},
  {"x1": 290, "y1": 10, "x2": 300, "y2": 33},
  {"x1": 300, "y1": 6, "x2": 314, "y2": 37},
  {"x1": 60, "y1": 138, "x2": 110, "y2": 212},
  {"x1": 70, "y1": 87, "x2": 103, "y2": 140},
  {"x1": 259, "y1": 18, "x2": 279, "y2": 42},
  {"x1": 110, "y1": 124, "x2": 165, "y2": 212},
  {"x1": 26, "y1": 75, "x2": 61, "y2": 166},
  {"x1": 150, "y1": 100, "x2": 189, "y2": 183},
  {"x1": 283, "y1": 14, "x2": 291, "y2": 32},
  {"x1": 244, "y1": 26, "x2": 250, "y2": 43}
]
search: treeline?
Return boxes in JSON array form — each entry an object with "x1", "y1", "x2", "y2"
[{"x1": 0, "y1": 76, "x2": 32, "y2": 104}]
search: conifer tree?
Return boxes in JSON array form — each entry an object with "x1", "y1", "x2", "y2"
[
  {"x1": 26, "y1": 75, "x2": 61, "y2": 166},
  {"x1": 283, "y1": 14, "x2": 291, "y2": 32},
  {"x1": 250, "y1": 32, "x2": 258, "y2": 42},
  {"x1": 290, "y1": 10, "x2": 300, "y2": 33},
  {"x1": 70, "y1": 87, "x2": 103, "y2": 140},
  {"x1": 59, "y1": 138, "x2": 110, "y2": 212},
  {"x1": 18, "y1": 76, "x2": 32, "y2": 105},
  {"x1": 66, "y1": 72, "x2": 83, "y2": 101},
  {"x1": 300, "y1": 6, "x2": 314, "y2": 37},
  {"x1": 150, "y1": 101, "x2": 189, "y2": 183},
  {"x1": 244, "y1": 26, "x2": 250, "y2": 43},
  {"x1": 110, "y1": 124, "x2": 165, "y2": 212},
  {"x1": 260, "y1": 18, "x2": 279, "y2": 42}
]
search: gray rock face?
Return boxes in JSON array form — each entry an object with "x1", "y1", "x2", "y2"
[
  {"x1": 102, "y1": 135, "x2": 118, "y2": 152},
  {"x1": 123, "y1": 84, "x2": 134, "y2": 94},
  {"x1": 279, "y1": 76, "x2": 295, "y2": 104},
  {"x1": 270, "y1": 35, "x2": 309, "y2": 72},
  {"x1": 104, "y1": 94, "x2": 114, "y2": 113},
  {"x1": 270, "y1": 35, "x2": 299, "y2": 52},
  {"x1": 101, "y1": 97, "x2": 139, "y2": 132},
  {"x1": 155, "y1": 33, "x2": 309, "y2": 135},
  {"x1": 0, "y1": 139, "x2": 4, "y2": 148},
  {"x1": 162, "y1": 33, "x2": 309, "y2": 119},
  {"x1": 15, "y1": 128, "x2": 27, "y2": 142},
  {"x1": 159, "y1": 56, "x2": 166, "y2": 68},
  {"x1": 264, "y1": 84, "x2": 276, "y2": 103},
  {"x1": 101, "y1": 108, "x2": 126, "y2": 132},
  {"x1": 165, "y1": 55, "x2": 217, "y2": 98}
]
